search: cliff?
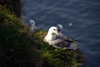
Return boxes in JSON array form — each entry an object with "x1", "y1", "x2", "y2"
[{"x1": 0, "y1": 5, "x2": 87, "y2": 67}]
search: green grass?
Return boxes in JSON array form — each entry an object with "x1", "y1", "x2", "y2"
[
  {"x1": 0, "y1": 7, "x2": 87, "y2": 67},
  {"x1": 33, "y1": 30, "x2": 87, "y2": 67},
  {"x1": 0, "y1": 7, "x2": 43, "y2": 67}
]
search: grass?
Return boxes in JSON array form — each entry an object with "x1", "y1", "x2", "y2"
[
  {"x1": 33, "y1": 30, "x2": 87, "y2": 67},
  {"x1": 0, "y1": 7, "x2": 43, "y2": 67},
  {"x1": 0, "y1": 7, "x2": 87, "y2": 67}
]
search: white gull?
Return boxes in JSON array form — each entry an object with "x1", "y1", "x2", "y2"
[
  {"x1": 29, "y1": 20, "x2": 44, "y2": 32},
  {"x1": 44, "y1": 26, "x2": 76, "y2": 50}
]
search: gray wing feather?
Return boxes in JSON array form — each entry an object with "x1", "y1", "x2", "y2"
[{"x1": 52, "y1": 35, "x2": 71, "y2": 48}]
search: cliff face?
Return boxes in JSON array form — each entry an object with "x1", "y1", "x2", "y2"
[
  {"x1": 0, "y1": 2, "x2": 87, "y2": 67},
  {"x1": 0, "y1": 7, "x2": 43, "y2": 67}
]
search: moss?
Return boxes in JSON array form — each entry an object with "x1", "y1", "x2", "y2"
[{"x1": 0, "y1": 7, "x2": 87, "y2": 67}]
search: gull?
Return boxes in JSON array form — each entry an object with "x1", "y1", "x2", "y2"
[
  {"x1": 44, "y1": 26, "x2": 76, "y2": 50},
  {"x1": 57, "y1": 24, "x2": 63, "y2": 36},
  {"x1": 29, "y1": 20, "x2": 44, "y2": 32},
  {"x1": 29, "y1": 20, "x2": 35, "y2": 31},
  {"x1": 56, "y1": 24, "x2": 79, "y2": 43}
]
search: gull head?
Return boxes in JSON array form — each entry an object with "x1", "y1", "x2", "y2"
[
  {"x1": 57, "y1": 24, "x2": 63, "y2": 32},
  {"x1": 29, "y1": 20, "x2": 35, "y2": 27},
  {"x1": 44, "y1": 26, "x2": 59, "y2": 43},
  {"x1": 48, "y1": 26, "x2": 59, "y2": 35}
]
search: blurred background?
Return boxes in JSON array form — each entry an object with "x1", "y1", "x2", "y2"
[{"x1": 21, "y1": 0, "x2": 100, "y2": 67}]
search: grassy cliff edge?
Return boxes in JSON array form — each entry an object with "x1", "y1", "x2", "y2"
[{"x1": 0, "y1": 7, "x2": 87, "y2": 67}]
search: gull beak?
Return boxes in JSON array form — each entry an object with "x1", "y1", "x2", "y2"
[
  {"x1": 56, "y1": 33, "x2": 59, "y2": 35},
  {"x1": 58, "y1": 29, "x2": 61, "y2": 32},
  {"x1": 53, "y1": 31, "x2": 59, "y2": 35},
  {"x1": 56, "y1": 31, "x2": 59, "y2": 35}
]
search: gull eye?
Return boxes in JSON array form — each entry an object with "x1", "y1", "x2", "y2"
[
  {"x1": 54, "y1": 29, "x2": 56, "y2": 31},
  {"x1": 31, "y1": 22, "x2": 33, "y2": 24},
  {"x1": 57, "y1": 26, "x2": 60, "y2": 29}
]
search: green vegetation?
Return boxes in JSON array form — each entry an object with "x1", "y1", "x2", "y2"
[
  {"x1": 0, "y1": 7, "x2": 87, "y2": 67},
  {"x1": 33, "y1": 30, "x2": 87, "y2": 67},
  {"x1": 0, "y1": 7, "x2": 43, "y2": 67}
]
